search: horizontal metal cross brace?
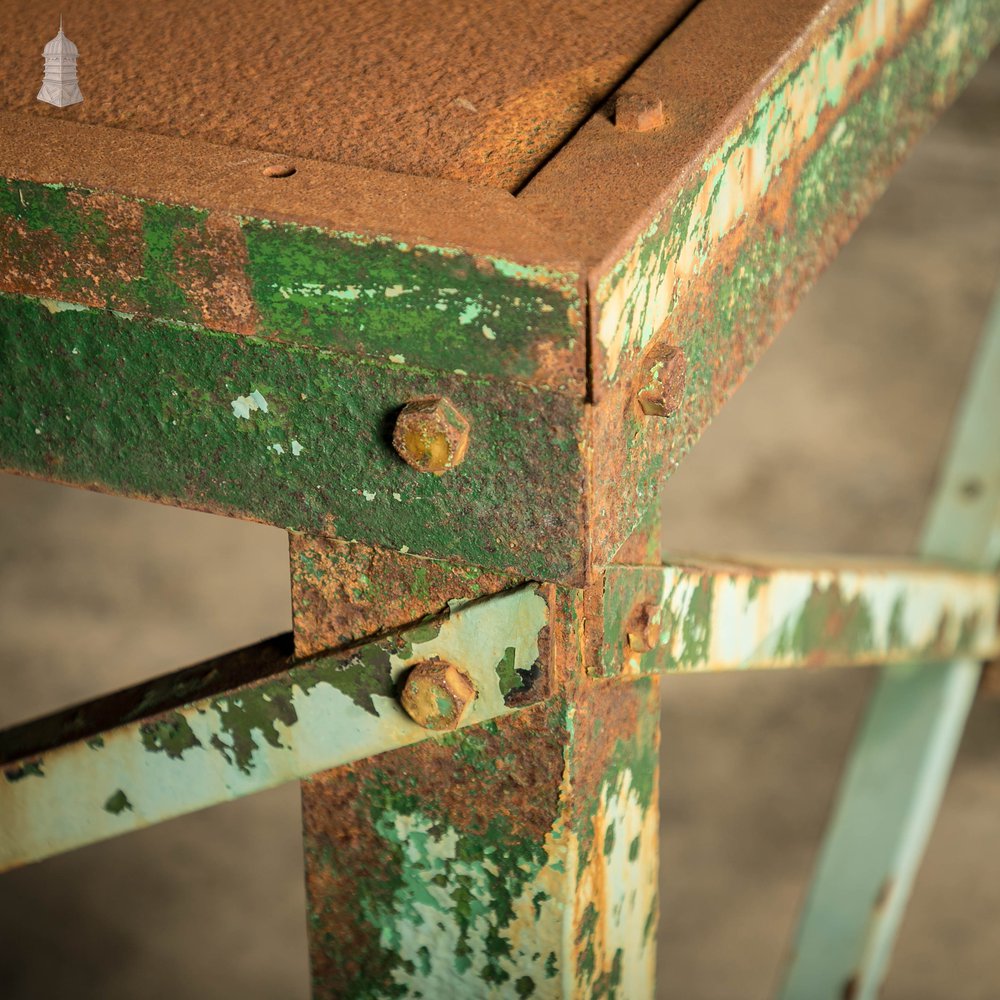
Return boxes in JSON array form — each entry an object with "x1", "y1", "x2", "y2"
[
  {"x1": 0, "y1": 584, "x2": 551, "y2": 872},
  {"x1": 0, "y1": 292, "x2": 587, "y2": 583},
  {"x1": 597, "y1": 558, "x2": 1000, "y2": 678}
]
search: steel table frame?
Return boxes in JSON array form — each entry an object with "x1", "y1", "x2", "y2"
[{"x1": 1, "y1": 0, "x2": 999, "y2": 996}]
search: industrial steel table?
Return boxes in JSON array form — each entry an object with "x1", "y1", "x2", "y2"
[{"x1": 1, "y1": 1, "x2": 998, "y2": 997}]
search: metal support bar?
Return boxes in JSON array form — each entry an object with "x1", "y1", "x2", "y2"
[
  {"x1": 779, "y1": 286, "x2": 1000, "y2": 999},
  {"x1": 301, "y1": 674, "x2": 661, "y2": 998},
  {"x1": 294, "y1": 536, "x2": 662, "y2": 998},
  {"x1": 0, "y1": 584, "x2": 551, "y2": 872},
  {"x1": 597, "y1": 558, "x2": 999, "y2": 677}
]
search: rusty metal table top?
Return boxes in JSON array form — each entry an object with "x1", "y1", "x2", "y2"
[{"x1": 0, "y1": 0, "x2": 690, "y2": 190}]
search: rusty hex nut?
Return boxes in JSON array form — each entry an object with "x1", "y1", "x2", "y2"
[
  {"x1": 637, "y1": 346, "x2": 687, "y2": 418},
  {"x1": 615, "y1": 91, "x2": 665, "y2": 133},
  {"x1": 392, "y1": 396, "x2": 470, "y2": 474},
  {"x1": 400, "y1": 659, "x2": 477, "y2": 730},
  {"x1": 626, "y1": 602, "x2": 663, "y2": 654}
]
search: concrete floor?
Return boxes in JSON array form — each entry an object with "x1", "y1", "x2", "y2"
[{"x1": 1, "y1": 50, "x2": 998, "y2": 1000}]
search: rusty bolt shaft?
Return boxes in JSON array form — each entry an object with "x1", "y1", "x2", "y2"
[
  {"x1": 393, "y1": 396, "x2": 470, "y2": 474},
  {"x1": 400, "y1": 659, "x2": 477, "y2": 730},
  {"x1": 627, "y1": 601, "x2": 663, "y2": 653},
  {"x1": 615, "y1": 91, "x2": 665, "y2": 133},
  {"x1": 637, "y1": 345, "x2": 687, "y2": 417}
]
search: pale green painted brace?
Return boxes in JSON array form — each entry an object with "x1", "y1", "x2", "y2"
[
  {"x1": 0, "y1": 585, "x2": 549, "y2": 872},
  {"x1": 600, "y1": 559, "x2": 1000, "y2": 677},
  {"x1": 780, "y1": 282, "x2": 1000, "y2": 999}
]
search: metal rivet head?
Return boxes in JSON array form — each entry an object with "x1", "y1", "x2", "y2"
[
  {"x1": 392, "y1": 396, "x2": 470, "y2": 474},
  {"x1": 615, "y1": 92, "x2": 665, "y2": 133},
  {"x1": 626, "y1": 602, "x2": 662, "y2": 653},
  {"x1": 400, "y1": 659, "x2": 477, "y2": 730},
  {"x1": 637, "y1": 346, "x2": 687, "y2": 417}
]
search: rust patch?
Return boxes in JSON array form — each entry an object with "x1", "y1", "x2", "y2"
[
  {"x1": 174, "y1": 211, "x2": 260, "y2": 334},
  {"x1": 289, "y1": 534, "x2": 522, "y2": 658},
  {"x1": 0, "y1": 0, "x2": 691, "y2": 191},
  {"x1": 0, "y1": 189, "x2": 144, "y2": 308}
]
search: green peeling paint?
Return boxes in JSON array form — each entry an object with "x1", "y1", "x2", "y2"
[
  {"x1": 0, "y1": 177, "x2": 581, "y2": 385},
  {"x1": 0, "y1": 293, "x2": 585, "y2": 580},
  {"x1": 103, "y1": 789, "x2": 132, "y2": 815},
  {"x1": 139, "y1": 712, "x2": 203, "y2": 759},
  {"x1": 0, "y1": 585, "x2": 550, "y2": 871},
  {"x1": 3, "y1": 760, "x2": 44, "y2": 783},
  {"x1": 601, "y1": 560, "x2": 1000, "y2": 677},
  {"x1": 242, "y1": 220, "x2": 581, "y2": 383},
  {"x1": 595, "y1": 0, "x2": 1000, "y2": 566},
  {"x1": 141, "y1": 202, "x2": 204, "y2": 317},
  {"x1": 306, "y1": 680, "x2": 660, "y2": 999}
]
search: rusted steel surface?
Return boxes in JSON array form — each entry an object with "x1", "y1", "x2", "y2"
[
  {"x1": 522, "y1": 0, "x2": 1000, "y2": 568},
  {"x1": 302, "y1": 676, "x2": 660, "y2": 999},
  {"x1": 294, "y1": 541, "x2": 659, "y2": 996},
  {"x1": 0, "y1": 1, "x2": 693, "y2": 191},
  {"x1": 0, "y1": 159, "x2": 584, "y2": 388},
  {"x1": 289, "y1": 534, "x2": 523, "y2": 655},
  {"x1": 0, "y1": 584, "x2": 552, "y2": 871},
  {"x1": 0, "y1": 293, "x2": 587, "y2": 581},
  {"x1": 596, "y1": 558, "x2": 1000, "y2": 678}
]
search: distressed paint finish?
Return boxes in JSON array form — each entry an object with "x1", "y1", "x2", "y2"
[
  {"x1": 289, "y1": 533, "x2": 523, "y2": 654},
  {"x1": 593, "y1": 0, "x2": 997, "y2": 383},
  {"x1": 0, "y1": 584, "x2": 551, "y2": 871},
  {"x1": 780, "y1": 286, "x2": 1000, "y2": 999},
  {"x1": 0, "y1": 178, "x2": 584, "y2": 388},
  {"x1": 597, "y1": 559, "x2": 1000, "y2": 678},
  {"x1": 0, "y1": 293, "x2": 586, "y2": 581},
  {"x1": 588, "y1": 0, "x2": 1000, "y2": 568},
  {"x1": 302, "y1": 678, "x2": 660, "y2": 999},
  {"x1": 294, "y1": 542, "x2": 659, "y2": 997}
]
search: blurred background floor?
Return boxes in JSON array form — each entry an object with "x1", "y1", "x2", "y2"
[{"x1": 1, "y1": 49, "x2": 998, "y2": 1000}]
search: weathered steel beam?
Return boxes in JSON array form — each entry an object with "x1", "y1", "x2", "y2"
[
  {"x1": 0, "y1": 584, "x2": 552, "y2": 872},
  {"x1": 0, "y1": 118, "x2": 585, "y2": 389},
  {"x1": 0, "y1": 292, "x2": 587, "y2": 582},
  {"x1": 596, "y1": 558, "x2": 1000, "y2": 678},
  {"x1": 302, "y1": 674, "x2": 661, "y2": 999},
  {"x1": 289, "y1": 533, "x2": 525, "y2": 654},
  {"x1": 522, "y1": 0, "x2": 1000, "y2": 568},
  {"x1": 294, "y1": 537, "x2": 660, "y2": 998},
  {"x1": 780, "y1": 286, "x2": 1000, "y2": 998}
]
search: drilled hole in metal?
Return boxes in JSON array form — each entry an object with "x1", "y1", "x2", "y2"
[{"x1": 960, "y1": 478, "x2": 984, "y2": 500}]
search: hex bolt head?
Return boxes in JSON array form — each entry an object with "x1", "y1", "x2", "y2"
[
  {"x1": 637, "y1": 346, "x2": 687, "y2": 418},
  {"x1": 392, "y1": 396, "x2": 471, "y2": 475},
  {"x1": 626, "y1": 602, "x2": 663, "y2": 653},
  {"x1": 615, "y1": 91, "x2": 665, "y2": 133},
  {"x1": 400, "y1": 659, "x2": 477, "y2": 730}
]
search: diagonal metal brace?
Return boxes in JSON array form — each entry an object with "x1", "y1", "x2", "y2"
[{"x1": 0, "y1": 584, "x2": 552, "y2": 872}]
